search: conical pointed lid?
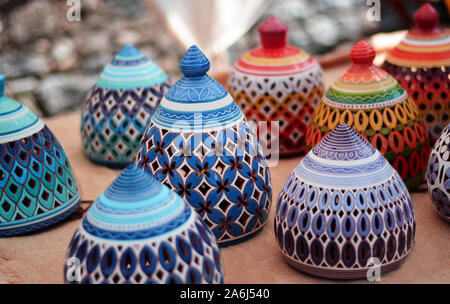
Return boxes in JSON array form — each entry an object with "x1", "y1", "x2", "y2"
[
  {"x1": 295, "y1": 124, "x2": 401, "y2": 188},
  {"x1": 233, "y1": 15, "x2": 318, "y2": 76},
  {"x1": 385, "y1": 3, "x2": 450, "y2": 68},
  {"x1": 151, "y1": 45, "x2": 244, "y2": 131},
  {"x1": 82, "y1": 165, "x2": 192, "y2": 240},
  {"x1": 324, "y1": 40, "x2": 407, "y2": 110},
  {"x1": 96, "y1": 44, "x2": 168, "y2": 90},
  {"x1": 0, "y1": 74, "x2": 44, "y2": 144}
]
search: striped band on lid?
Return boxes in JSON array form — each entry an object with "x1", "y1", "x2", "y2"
[
  {"x1": 0, "y1": 74, "x2": 44, "y2": 143},
  {"x1": 324, "y1": 40, "x2": 407, "y2": 109},
  {"x1": 232, "y1": 16, "x2": 318, "y2": 76},
  {"x1": 153, "y1": 45, "x2": 243, "y2": 131},
  {"x1": 297, "y1": 124, "x2": 393, "y2": 188},
  {"x1": 96, "y1": 44, "x2": 168, "y2": 90},
  {"x1": 83, "y1": 165, "x2": 191, "y2": 240},
  {"x1": 385, "y1": 3, "x2": 450, "y2": 68}
]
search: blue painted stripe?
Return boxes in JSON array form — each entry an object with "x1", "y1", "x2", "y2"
[{"x1": 0, "y1": 116, "x2": 41, "y2": 135}]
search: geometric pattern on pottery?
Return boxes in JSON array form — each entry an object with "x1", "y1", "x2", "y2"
[
  {"x1": 135, "y1": 45, "x2": 272, "y2": 245},
  {"x1": 81, "y1": 44, "x2": 171, "y2": 168},
  {"x1": 307, "y1": 98, "x2": 430, "y2": 188},
  {"x1": 135, "y1": 120, "x2": 272, "y2": 245},
  {"x1": 275, "y1": 124, "x2": 416, "y2": 279},
  {"x1": 382, "y1": 64, "x2": 449, "y2": 144},
  {"x1": 228, "y1": 16, "x2": 324, "y2": 157},
  {"x1": 426, "y1": 124, "x2": 450, "y2": 220},
  {"x1": 228, "y1": 67, "x2": 323, "y2": 156},
  {"x1": 81, "y1": 81, "x2": 171, "y2": 168},
  {"x1": 382, "y1": 4, "x2": 450, "y2": 144},
  {"x1": 0, "y1": 125, "x2": 81, "y2": 236},
  {"x1": 64, "y1": 211, "x2": 223, "y2": 284},
  {"x1": 306, "y1": 40, "x2": 430, "y2": 190},
  {"x1": 63, "y1": 165, "x2": 223, "y2": 284}
]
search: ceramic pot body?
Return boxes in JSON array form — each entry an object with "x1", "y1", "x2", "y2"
[
  {"x1": 427, "y1": 124, "x2": 450, "y2": 221},
  {"x1": 135, "y1": 46, "x2": 272, "y2": 246},
  {"x1": 306, "y1": 40, "x2": 430, "y2": 190},
  {"x1": 382, "y1": 4, "x2": 450, "y2": 143},
  {"x1": 81, "y1": 45, "x2": 171, "y2": 168},
  {"x1": 275, "y1": 124, "x2": 416, "y2": 279},
  {"x1": 0, "y1": 75, "x2": 80, "y2": 236},
  {"x1": 228, "y1": 16, "x2": 323, "y2": 157},
  {"x1": 64, "y1": 166, "x2": 223, "y2": 284}
]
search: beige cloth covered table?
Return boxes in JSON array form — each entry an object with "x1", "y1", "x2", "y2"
[{"x1": 0, "y1": 65, "x2": 449, "y2": 284}]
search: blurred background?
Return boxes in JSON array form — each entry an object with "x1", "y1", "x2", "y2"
[{"x1": 0, "y1": 0, "x2": 448, "y2": 117}]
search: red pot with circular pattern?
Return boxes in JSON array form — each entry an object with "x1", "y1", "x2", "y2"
[{"x1": 382, "y1": 3, "x2": 450, "y2": 143}]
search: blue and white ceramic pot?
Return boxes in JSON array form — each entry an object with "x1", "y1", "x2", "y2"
[
  {"x1": 135, "y1": 46, "x2": 272, "y2": 246},
  {"x1": 81, "y1": 45, "x2": 171, "y2": 168},
  {"x1": 64, "y1": 165, "x2": 223, "y2": 284},
  {"x1": 0, "y1": 74, "x2": 81, "y2": 236},
  {"x1": 274, "y1": 123, "x2": 416, "y2": 279},
  {"x1": 427, "y1": 124, "x2": 450, "y2": 221}
]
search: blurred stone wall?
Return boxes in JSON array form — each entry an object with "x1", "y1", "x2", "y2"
[
  {"x1": 0, "y1": 0, "x2": 184, "y2": 116},
  {"x1": 1, "y1": 0, "x2": 444, "y2": 117}
]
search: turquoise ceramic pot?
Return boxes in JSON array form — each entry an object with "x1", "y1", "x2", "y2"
[{"x1": 0, "y1": 74, "x2": 81, "y2": 236}]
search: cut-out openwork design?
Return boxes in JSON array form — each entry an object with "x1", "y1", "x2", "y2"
[
  {"x1": 275, "y1": 124, "x2": 416, "y2": 279},
  {"x1": 0, "y1": 74, "x2": 80, "y2": 236},
  {"x1": 427, "y1": 124, "x2": 450, "y2": 221},
  {"x1": 382, "y1": 3, "x2": 450, "y2": 143},
  {"x1": 64, "y1": 166, "x2": 223, "y2": 284},
  {"x1": 135, "y1": 45, "x2": 272, "y2": 246},
  {"x1": 228, "y1": 16, "x2": 324, "y2": 156},
  {"x1": 81, "y1": 45, "x2": 171, "y2": 168},
  {"x1": 306, "y1": 40, "x2": 430, "y2": 190}
]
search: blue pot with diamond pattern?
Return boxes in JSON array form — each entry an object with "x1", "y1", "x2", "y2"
[
  {"x1": 81, "y1": 45, "x2": 171, "y2": 168},
  {"x1": 135, "y1": 45, "x2": 272, "y2": 246}
]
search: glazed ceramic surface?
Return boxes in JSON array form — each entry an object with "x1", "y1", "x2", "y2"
[
  {"x1": 64, "y1": 166, "x2": 223, "y2": 284},
  {"x1": 306, "y1": 40, "x2": 430, "y2": 190},
  {"x1": 228, "y1": 16, "x2": 323, "y2": 157},
  {"x1": 135, "y1": 46, "x2": 272, "y2": 245},
  {"x1": 81, "y1": 45, "x2": 171, "y2": 168},
  {"x1": 275, "y1": 123, "x2": 416, "y2": 279},
  {"x1": 0, "y1": 75, "x2": 80, "y2": 236},
  {"x1": 382, "y1": 4, "x2": 450, "y2": 143},
  {"x1": 427, "y1": 124, "x2": 450, "y2": 221}
]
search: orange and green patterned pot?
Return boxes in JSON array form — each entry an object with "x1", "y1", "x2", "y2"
[
  {"x1": 382, "y1": 3, "x2": 449, "y2": 143},
  {"x1": 228, "y1": 16, "x2": 324, "y2": 157},
  {"x1": 306, "y1": 40, "x2": 430, "y2": 190}
]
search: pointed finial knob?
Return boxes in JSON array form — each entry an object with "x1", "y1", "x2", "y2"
[
  {"x1": 116, "y1": 44, "x2": 143, "y2": 58},
  {"x1": 258, "y1": 15, "x2": 288, "y2": 49},
  {"x1": 350, "y1": 40, "x2": 375, "y2": 66},
  {"x1": 414, "y1": 3, "x2": 439, "y2": 32},
  {"x1": 0, "y1": 74, "x2": 4, "y2": 97},
  {"x1": 179, "y1": 45, "x2": 210, "y2": 78}
]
